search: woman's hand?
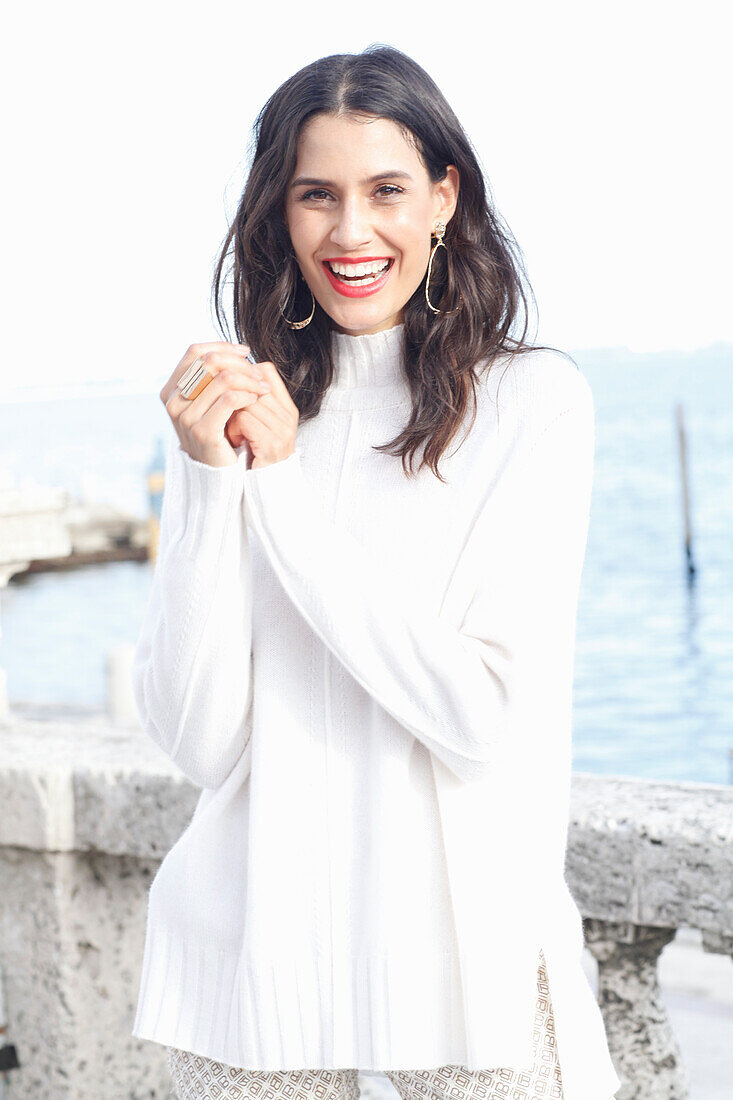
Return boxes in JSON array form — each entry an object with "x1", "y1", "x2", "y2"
[
  {"x1": 160, "y1": 342, "x2": 271, "y2": 468},
  {"x1": 224, "y1": 359, "x2": 300, "y2": 470}
]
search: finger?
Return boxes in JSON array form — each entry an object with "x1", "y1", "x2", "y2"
[
  {"x1": 175, "y1": 352, "x2": 266, "y2": 396},
  {"x1": 196, "y1": 390, "x2": 261, "y2": 439},
  {"x1": 171, "y1": 369, "x2": 270, "y2": 429},
  {"x1": 166, "y1": 354, "x2": 267, "y2": 417},
  {"x1": 174, "y1": 347, "x2": 261, "y2": 389},
  {"x1": 248, "y1": 390, "x2": 297, "y2": 430},
  {"x1": 165, "y1": 382, "x2": 264, "y2": 457},
  {"x1": 225, "y1": 396, "x2": 297, "y2": 455},
  {"x1": 226, "y1": 407, "x2": 276, "y2": 453},
  {"x1": 161, "y1": 343, "x2": 256, "y2": 403},
  {"x1": 250, "y1": 362, "x2": 300, "y2": 427},
  {"x1": 175, "y1": 342, "x2": 253, "y2": 381},
  {"x1": 227, "y1": 383, "x2": 299, "y2": 437},
  {"x1": 257, "y1": 360, "x2": 294, "y2": 401},
  {"x1": 231, "y1": 398, "x2": 282, "y2": 433}
]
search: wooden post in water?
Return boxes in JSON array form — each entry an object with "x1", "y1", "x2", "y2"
[
  {"x1": 146, "y1": 436, "x2": 166, "y2": 565},
  {"x1": 675, "y1": 403, "x2": 696, "y2": 579}
]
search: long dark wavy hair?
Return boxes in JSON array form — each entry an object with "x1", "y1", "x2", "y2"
[{"x1": 212, "y1": 43, "x2": 567, "y2": 481}]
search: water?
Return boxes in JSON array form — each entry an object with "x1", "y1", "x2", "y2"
[{"x1": 1, "y1": 344, "x2": 732, "y2": 785}]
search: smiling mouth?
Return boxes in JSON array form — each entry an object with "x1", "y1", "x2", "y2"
[{"x1": 322, "y1": 258, "x2": 394, "y2": 286}]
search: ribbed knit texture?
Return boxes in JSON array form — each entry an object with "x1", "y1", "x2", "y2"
[{"x1": 131, "y1": 323, "x2": 621, "y2": 1100}]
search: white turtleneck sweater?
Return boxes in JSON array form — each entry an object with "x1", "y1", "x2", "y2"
[{"x1": 131, "y1": 323, "x2": 621, "y2": 1100}]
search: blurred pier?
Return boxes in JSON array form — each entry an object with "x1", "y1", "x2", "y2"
[
  {"x1": 0, "y1": 435, "x2": 166, "y2": 579},
  {"x1": 6, "y1": 493, "x2": 150, "y2": 575},
  {"x1": 0, "y1": 440, "x2": 164, "y2": 722}
]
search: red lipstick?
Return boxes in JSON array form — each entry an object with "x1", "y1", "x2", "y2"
[
  {"x1": 321, "y1": 258, "x2": 394, "y2": 299},
  {"x1": 323, "y1": 256, "x2": 392, "y2": 263}
]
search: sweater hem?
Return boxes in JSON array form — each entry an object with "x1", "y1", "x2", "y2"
[
  {"x1": 132, "y1": 919, "x2": 621, "y2": 1098},
  {"x1": 132, "y1": 919, "x2": 468, "y2": 1072}
]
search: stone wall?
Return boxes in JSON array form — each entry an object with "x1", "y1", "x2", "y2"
[{"x1": 1, "y1": 713, "x2": 732, "y2": 1098}]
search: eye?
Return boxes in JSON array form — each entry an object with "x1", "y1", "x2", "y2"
[
  {"x1": 297, "y1": 184, "x2": 405, "y2": 202},
  {"x1": 300, "y1": 188, "x2": 332, "y2": 202}
]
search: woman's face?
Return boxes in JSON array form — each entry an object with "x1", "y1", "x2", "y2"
[{"x1": 284, "y1": 113, "x2": 459, "y2": 337}]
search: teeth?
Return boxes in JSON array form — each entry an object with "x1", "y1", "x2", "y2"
[{"x1": 327, "y1": 259, "x2": 391, "y2": 277}]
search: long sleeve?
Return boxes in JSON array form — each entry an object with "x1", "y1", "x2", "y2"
[
  {"x1": 242, "y1": 385, "x2": 594, "y2": 784},
  {"x1": 131, "y1": 434, "x2": 254, "y2": 788}
]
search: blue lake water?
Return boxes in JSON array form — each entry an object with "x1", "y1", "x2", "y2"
[{"x1": 1, "y1": 343, "x2": 732, "y2": 785}]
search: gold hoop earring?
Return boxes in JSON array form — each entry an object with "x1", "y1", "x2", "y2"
[
  {"x1": 281, "y1": 260, "x2": 316, "y2": 329},
  {"x1": 425, "y1": 220, "x2": 462, "y2": 316}
]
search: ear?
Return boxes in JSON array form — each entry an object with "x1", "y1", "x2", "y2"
[{"x1": 433, "y1": 164, "x2": 460, "y2": 227}]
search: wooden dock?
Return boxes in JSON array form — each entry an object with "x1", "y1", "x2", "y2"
[{"x1": 2, "y1": 490, "x2": 153, "y2": 581}]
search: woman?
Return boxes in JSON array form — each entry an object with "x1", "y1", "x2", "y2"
[{"x1": 131, "y1": 44, "x2": 621, "y2": 1100}]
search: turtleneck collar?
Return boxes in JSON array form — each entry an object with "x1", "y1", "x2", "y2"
[{"x1": 324, "y1": 322, "x2": 411, "y2": 410}]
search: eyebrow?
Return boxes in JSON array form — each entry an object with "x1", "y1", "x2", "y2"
[{"x1": 290, "y1": 170, "x2": 413, "y2": 189}]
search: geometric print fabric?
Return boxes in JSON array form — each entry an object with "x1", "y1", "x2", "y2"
[
  {"x1": 384, "y1": 951, "x2": 563, "y2": 1100},
  {"x1": 167, "y1": 950, "x2": 616, "y2": 1100},
  {"x1": 166, "y1": 1056, "x2": 360, "y2": 1100}
]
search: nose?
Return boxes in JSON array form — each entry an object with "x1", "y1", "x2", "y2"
[{"x1": 328, "y1": 196, "x2": 374, "y2": 251}]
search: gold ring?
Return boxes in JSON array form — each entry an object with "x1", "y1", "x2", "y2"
[{"x1": 177, "y1": 356, "x2": 214, "y2": 400}]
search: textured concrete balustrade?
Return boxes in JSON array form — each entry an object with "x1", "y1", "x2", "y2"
[{"x1": 1, "y1": 714, "x2": 732, "y2": 1098}]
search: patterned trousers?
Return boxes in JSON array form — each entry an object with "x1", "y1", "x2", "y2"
[{"x1": 166, "y1": 950, "x2": 617, "y2": 1100}]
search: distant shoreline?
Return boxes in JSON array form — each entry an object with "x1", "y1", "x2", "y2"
[
  {"x1": 0, "y1": 382, "x2": 162, "y2": 404},
  {"x1": 2, "y1": 342, "x2": 731, "y2": 404}
]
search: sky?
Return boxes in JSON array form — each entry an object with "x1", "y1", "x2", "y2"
[{"x1": 2, "y1": 0, "x2": 730, "y2": 395}]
